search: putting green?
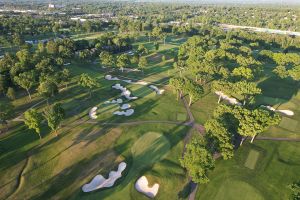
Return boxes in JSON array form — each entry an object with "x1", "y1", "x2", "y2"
[
  {"x1": 131, "y1": 132, "x2": 171, "y2": 166},
  {"x1": 214, "y1": 179, "x2": 265, "y2": 200},
  {"x1": 244, "y1": 150, "x2": 260, "y2": 170}
]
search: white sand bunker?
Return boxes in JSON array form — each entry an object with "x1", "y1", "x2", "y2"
[
  {"x1": 104, "y1": 98, "x2": 123, "y2": 104},
  {"x1": 135, "y1": 176, "x2": 159, "y2": 198},
  {"x1": 121, "y1": 68, "x2": 141, "y2": 72},
  {"x1": 277, "y1": 110, "x2": 294, "y2": 116},
  {"x1": 114, "y1": 109, "x2": 134, "y2": 116},
  {"x1": 149, "y1": 85, "x2": 165, "y2": 95},
  {"x1": 215, "y1": 91, "x2": 242, "y2": 106},
  {"x1": 105, "y1": 75, "x2": 120, "y2": 81},
  {"x1": 120, "y1": 104, "x2": 131, "y2": 110},
  {"x1": 112, "y1": 83, "x2": 138, "y2": 100},
  {"x1": 105, "y1": 75, "x2": 164, "y2": 94},
  {"x1": 89, "y1": 107, "x2": 98, "y2": 119},
  {"x1": 82, "y1": 162, "x2": 127, "y2": 192},
  {"x1": 261, "y1": 105, "x2": 294, "y2": 116}
]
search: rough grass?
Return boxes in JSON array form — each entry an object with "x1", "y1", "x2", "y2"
[
  {"x1": 244, "y1": 150, "x2": 260, "y2": 170},
  {"x1": 279, "y1": 117, "x2": 298, "y2": 132},
  {"x1": 131, "y1": 132, "x2": 171, "y2": 166}
]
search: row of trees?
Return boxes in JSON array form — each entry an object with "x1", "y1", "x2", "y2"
[
  {"x1": 24, "y1": 103, "x2": 65, "y2": 139},
  {"x1": 169, "y1": 77, "x2": 204, "y2": 106}
]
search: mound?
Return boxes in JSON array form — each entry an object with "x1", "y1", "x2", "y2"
[{"x1": 131, "y1": 132, "x2": 170, "y2": 166}]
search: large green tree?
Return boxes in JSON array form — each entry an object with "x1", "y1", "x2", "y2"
[
  {"x1": 43, "y1": 103, "x2": 65, "y2": 136},
  {"x1": 24, "y1": 109, "x2": 43, "y2": 139},
  {"x1": 79, "y1": 73, "x2": 99, "y2": 97},
  {"x1": 0, "y1": 101, "x2": 14, "y2": 131},
  {"x1": 180, "y1": 135, "x2": 215, "y2": 184},
  {"x1": 14, "y1": 71, "x2": 36, "y2": 100}
]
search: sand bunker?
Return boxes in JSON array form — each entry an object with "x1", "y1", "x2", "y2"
[
  {"x1": 215, "y1": 91, "x2": 242, "y2": 106},
  {"x1": 105, "y1": 75, "x2": 164, "y2": 94},
  {"x1": 121, "y1": 68, "x2": 141, "y2": 72},
  {"x1": 89, "y1": 107, "x2": 98, "y2": 119},
  {"x1": 261, "y1": 105, "x2": 294, "y2": 116},
  {"x1": 120, "y1": 104, "x2": 131, "y2": 110},
  {"x1": 276, "y1": 110, "x2": 294, "y2": 116},
  {"x1": 135, "y1": 176, "x2": 159, "y2": 198},
  {"x1": 114, "y1": 109, "x2": 134, "y2": 116},
  {"x1": 112, "y1": 83, "x2": 138, "y2": 100},
  {"x1": 149, "y1": 85, "x2": 165, "y2": 95},
  {"x1": 105, "y1": 75, "x2": 120, "y2": 81},
  {"x1": 82, "y1": 162, "x2": 126, "y2": 192},
  {"x1": 104, "y1": 98, "x2": 123, "y2": 104}
]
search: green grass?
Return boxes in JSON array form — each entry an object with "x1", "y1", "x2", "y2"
[
  {"x1": 214, "y1": 179, "x2": 264, "y2": 200},
  {"x1": 131, "y1": 132, "x2": 171, "y2": 166},
  {"x1": 279, "y1": 117, "x2": 298, "y2": 132},
  {"x1": 72, "y1": 124, "x2": 190, "y2": 200},
  {"x1": 176, "y1": 113, "x2": 187, "y2": 121},
  {"x1": 244, "y1": 150, "x2": 260, "y2": 170},
  {"x1": 196, "y1": 141, "x2": 300, "y2": 200}
]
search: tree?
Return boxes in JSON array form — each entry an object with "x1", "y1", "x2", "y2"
[
  {"x1": 289, "y1": 65, "x2": 300, "y2": 82},
  {"x1": 273, "y1": 65, "x2": 289, "y2": 79},
  {"x1": 60, "y1": 69, "x2": 71, "y2": 89},
  {"x1": 24, "y1": 109, "x2": 43, "y2": 139},
  {"x1": 99, "y1": 51, "x2": 114, "y2": 68},
  {"x1": 233, "y1": 106, "x2": 281, "y2": 143},
  {"x1": 232, "y1": 66, "x2": 254, "y2": 81},
  {"x1": 152, "y1": 27, "x2": 163, "y2": 41},
  {"x1": 205, "y1": 119, "x2": 234, "y2": 159},
  {"x1": 82, "y1": 21, "x2": 92, "y2": 33},
  {"x1": 211, "y1": 80, "x2": 233, "y2": 104},
  {"x1": 234, "y1": 81, "x2": 261, "y2": 105},
  {"x1": 6, "y1": 87, "x2": 16, "y2": 100},
  {"x1": 116, "y1": 54, "x2": 129, "y2": 72},
  {"x1": 14, "y1": 71, "x2": 35, "y2": 100},
  {"x1": 180, "y1": 135, "x2": 214, "y2": 184},
  {"x1": 154, "y1": 42, "x2": 159, "y2": 51},
  {"x1": 0, "y1": 75, "x2": 8, "y2": 96},
  {"x1": 79, "y1": 73, "x2": 99, "y2": 97},
  {"x1": 288, "y1": 181, "x2": 300, "y2": 200},
  {"x1": 185, "y1": 79, "x2": 204, "y2": 106},
  {"x1": 138, "y1": 56, "x2": 148, "y2": 74},
  {"x1": 0, "y1": 101, "x2": 14, "y2": 131},
  {"x1": 43, "y1": 103, "x2": 65, "y2": 136},
  {"x1": 46, "y1": 40, "x2": 58, "y2": 55},
  {"x1": 137, "y1": 44, "x2": 148, "y2": 55},
  {"x1": 37, "y1": 80, "x2": 59, "y2": 104},
  {"x1": 169, "y1": 77, "x2": 185, "y2": 100},
  {"x1": 173, "y1": 60, "x2": 186, "y2": 77}
]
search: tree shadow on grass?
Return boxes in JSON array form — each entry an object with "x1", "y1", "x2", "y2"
[
  {"x1": 90, "y1": 124, "x2": 189, "y2": 199},
  {"x1": 257, "y1": 76, "x2": 299, "y2": 106},
  {"x1": 29, "y1": 148, "x2": 118, "y2": 200}
]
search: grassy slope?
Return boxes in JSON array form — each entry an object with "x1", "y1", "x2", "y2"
[
  {"x1": 196, "y1": 140, "x2": 300, "y2": 200},
  {"x1": 71, "y1": 124, "x2": 190, "y2": 200}
]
